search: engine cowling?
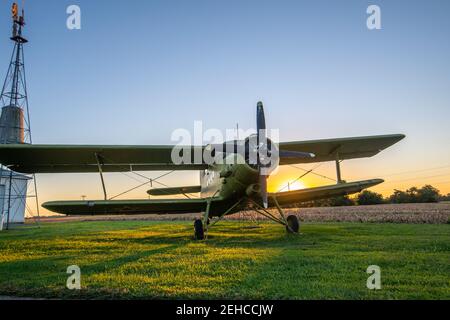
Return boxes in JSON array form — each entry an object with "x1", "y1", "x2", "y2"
[
  {"x1": 244, "y1": 134, "x2": 279, "y2": 175},
  {"x1": 206, "y1": 135, "x2": 280, "y2": 175}
]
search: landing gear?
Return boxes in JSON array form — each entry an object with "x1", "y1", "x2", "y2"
[
  {"x1": 194, "y1": 198, "x2": 245, "y2": 240},
  {"x1": 286, "y1": 215, "x2": 300, "y2": 233},
  {"x1": 247, "y1": 197, "x2": 300, "y2": 235},
  {"x1": 194, "y1": 219, "x2": 205, "y2": 240}
]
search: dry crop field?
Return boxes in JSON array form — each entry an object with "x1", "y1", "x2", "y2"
[{"x1": 30, "y1": 203, "x2": 450, "y2": 224}]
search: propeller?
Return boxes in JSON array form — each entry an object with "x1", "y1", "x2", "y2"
[
  {"x1": 256, "y1": 102, "x2": 316, "y2": 208},
  {"x1": 256, "y1": 102, "x2": 270, "y2": 208},
  {"x1": 209, "y1": 102, "x2": 315, "y2": 208}
]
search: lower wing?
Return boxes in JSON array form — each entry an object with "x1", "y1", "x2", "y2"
[
  {"x1": 43, "y1": 180, "x2": 382, "y2": 215},
  {"x1": 42, "y1": 198, "x2": 214, "y2": 216},
  {"x1": 268, "y1": 179, "x2": 383, "y2": 207}
]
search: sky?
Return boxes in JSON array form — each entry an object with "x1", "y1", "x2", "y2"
[{"x1": 0, "y1": 0, "x2": 449, "y2": 216}]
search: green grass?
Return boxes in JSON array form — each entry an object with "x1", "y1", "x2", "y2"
[{"x1": 0, "y1": 221, "x2": 449, "y2": 299}]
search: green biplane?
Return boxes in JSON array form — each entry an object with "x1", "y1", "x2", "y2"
[{"x1": 0, "y1": 102, "x2": 404, "y2": 239}]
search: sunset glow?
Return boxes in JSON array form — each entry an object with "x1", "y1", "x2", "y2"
[
  {"x1": 288, "y1": 180, "x2": 306, "y2": 190},
  {"x1": 275, "y1": 180, "x2": 307, "y2": 192}
]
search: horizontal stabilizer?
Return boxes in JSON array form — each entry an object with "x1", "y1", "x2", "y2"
[{"x1": 147, "y1": 186, "x2": 201, "y2": 196}]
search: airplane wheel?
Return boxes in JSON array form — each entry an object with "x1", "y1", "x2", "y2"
[
  {"x1": 194, "y1": 219, "x2": 205, "y2": 240},
  {"x1": 286, "y1": 215, "x2": 300, "y2": 233}
]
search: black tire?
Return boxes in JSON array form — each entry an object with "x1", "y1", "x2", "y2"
[
  {"x1": 194, "y1": 219, "x2": 205, "y2": 240},
  {"x1": 286, "y1": 215, "x2": 300, "y2": 233}
]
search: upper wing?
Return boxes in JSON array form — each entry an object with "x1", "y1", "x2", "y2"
[
  {"x1": 0, "y1": 144, "x2": 208, "y2": 173},
  {"x1": 268, "y1": 179, "x2": 383, "y2": 207},
  {"x1": 279, "y1": 134, "x2": 405, "y2": 165},
  {"x1": 0, "y1": 134, "x2": 405, "y2": 173}
]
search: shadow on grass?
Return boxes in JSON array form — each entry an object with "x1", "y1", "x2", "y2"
[{"x1": 0, "y1": 221, "x2": 448, "y2": 299}]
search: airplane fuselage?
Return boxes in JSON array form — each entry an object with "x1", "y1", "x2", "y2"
[{"x1": 199, "y1": 153, "x2": 262, "y2": 216}]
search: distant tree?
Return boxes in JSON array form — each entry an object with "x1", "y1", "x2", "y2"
[
  {"x1": 406, "y1": 187, "x2": 420, "y2": 203},
  {"x1": 357, "y1": 190, "x2": 385, "y2": 205},
  {"x1": 296, "y1": 195, "x2": 355, "y2": 208},
  {"x1": 328, "y1": 195, "x2": 355, "y2": 207},
  {"x1": 291, "y1": 185, "x2": 444, "y2": 208},
  {"x1": 417, "y1": 185, "x2": 440, "y2": 203},
  {"x1": 389, "y1": 189, "x2": 410, "y2": 204},
  {"x1": 388, "y1": 185, "x2": 442, "y2": 203}
]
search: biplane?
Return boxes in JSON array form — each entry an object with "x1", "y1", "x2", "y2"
[{"x1": 0, "y1": 102, "x2": 404, "y2": 239}]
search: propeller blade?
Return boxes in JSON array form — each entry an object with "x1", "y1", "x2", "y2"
[
  {"x1": 257, "y1": 101, "x2": 266, "y2": 132},
  {"x1": 279, "y1": 150, "x2": 315, "y2": 159},
  {"x1": 256, "y1": 101, "x2": 267, "y2": 161},
  {"x1": 259, "y1": 174, "x2": 268, "y2": 209},
  {"x1": 257, "y1": 102, "x2": 269, "y2": 208}
]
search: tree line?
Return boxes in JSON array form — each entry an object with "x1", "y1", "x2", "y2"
[{"x1": 299, "y1": 185, "x2": 450, "y2": 207}]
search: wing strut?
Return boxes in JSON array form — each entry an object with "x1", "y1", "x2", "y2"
[
  {"x1": 335, "y1": 151, "x2": 343, "y2": 184},
  {"x1": 328, "y1": 144, "x2": 344, "y2": 184},
  {"x1": 94, "y1": 153, "x2": 108, "y2": 200}
]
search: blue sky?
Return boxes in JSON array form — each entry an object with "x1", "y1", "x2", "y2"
[{"x1": 1, "y1": 0, "x2": 449, "y2": 213}]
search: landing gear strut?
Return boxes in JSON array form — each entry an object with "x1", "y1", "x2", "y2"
[
  {"x1": 194, "y1": 198, "x2": 245, "y2": 240},
  {"x1": 247, "y1": 197, "x2": 301, "y2": 234}
]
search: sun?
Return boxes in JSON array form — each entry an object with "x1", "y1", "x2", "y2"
[
  {"x1": 275, "y1": 180, "x2": 307, "y2": 192},
  {"x1": 288, "y1": 180, "x2": 307, "y2": 190}
]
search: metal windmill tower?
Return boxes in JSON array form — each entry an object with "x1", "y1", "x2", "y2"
[
  {"x1": 0, "y1": 2, "x2": 40, "y2": 230},
  {"x1": 0, "y1": 2, "x2": 30, "y2": 144}
]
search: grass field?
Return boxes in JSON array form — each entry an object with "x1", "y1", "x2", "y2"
[{"x1": 0, "y1": 220, "x2": 449, "y2": 299}]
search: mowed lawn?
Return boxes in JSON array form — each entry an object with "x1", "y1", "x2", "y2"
[{"x1": 0, "y1": 221, "x2": 448, "y2": 299}]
